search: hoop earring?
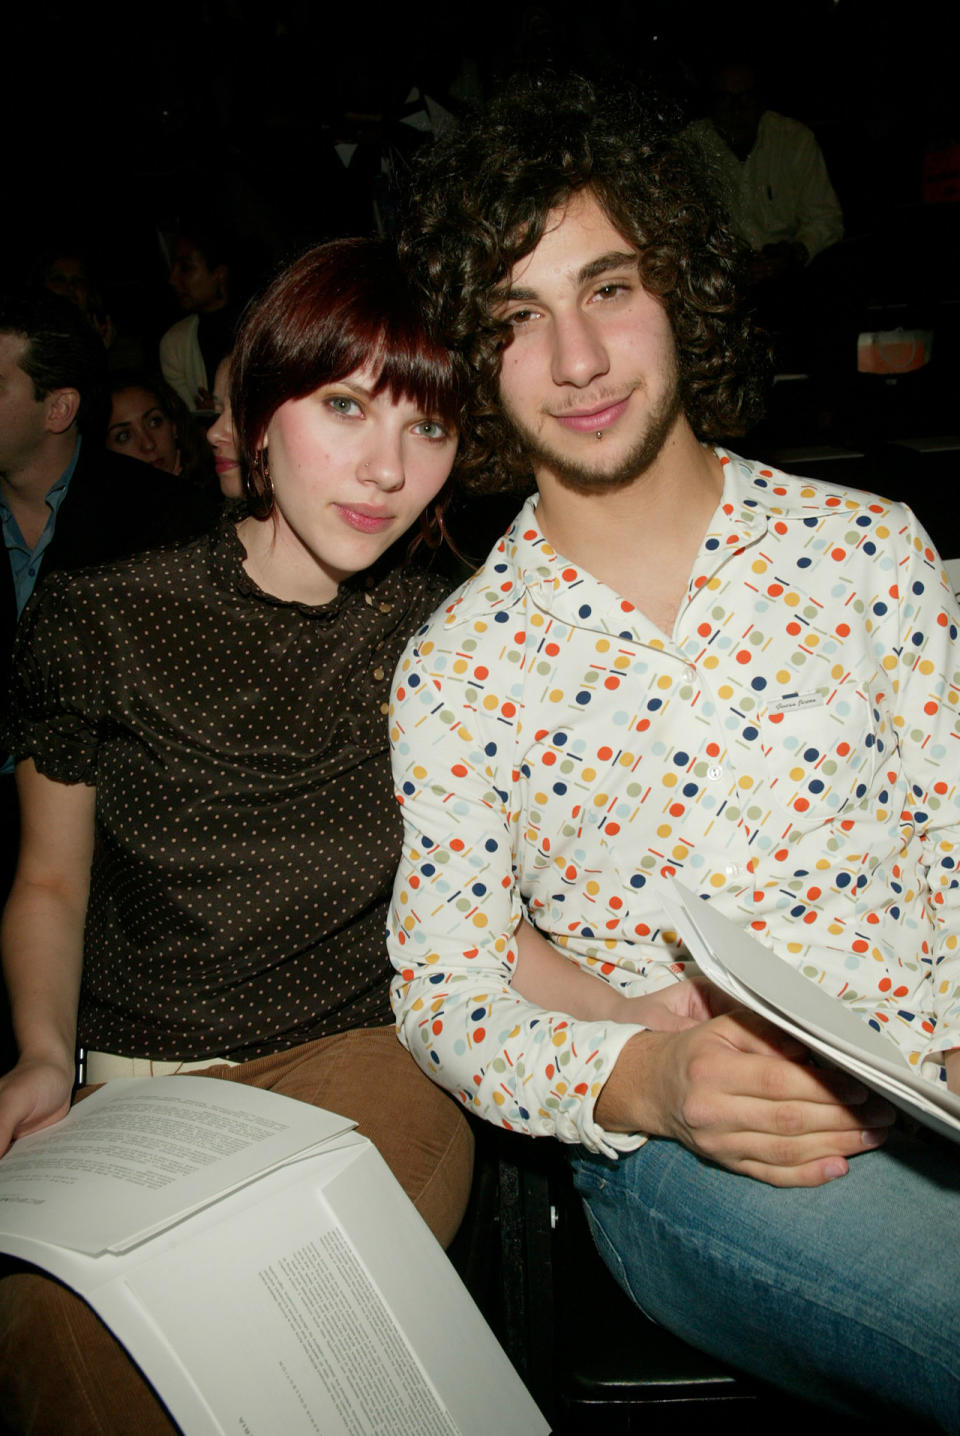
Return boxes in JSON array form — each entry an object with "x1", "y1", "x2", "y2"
[
  {"x1": 417, "y1": 499, "x2": 445, "y2": 551},
  {"x1": 253, "y1": 448, "x2": 274, "y2": 511}
]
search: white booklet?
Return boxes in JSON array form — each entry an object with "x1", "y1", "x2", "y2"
[
  {"x1": 0, "y1": 1077, "x2": 548, "y2": 1435},
  {"x1": 662, "y1": 881, "x2": 960, "y2": 1146}
]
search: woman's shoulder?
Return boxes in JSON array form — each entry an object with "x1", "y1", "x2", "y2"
[
  {"x1": 29, "y1": 533, "x2": 214, "y2": 628},
  {"x1": 402, "y1": 566, "x2": 457, "y2": 622}
]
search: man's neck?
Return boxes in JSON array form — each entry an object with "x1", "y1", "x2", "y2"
[
  {"x1": 0, "y1": 433, "x2": 79, "y2": 545},
  {"x1": 534, "y1": 422, "x2": 723, "y2": 638}
]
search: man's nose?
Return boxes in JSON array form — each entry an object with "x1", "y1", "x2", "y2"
[{"x1": 551, "y1": 310, "x2": 610, "y2": 388}]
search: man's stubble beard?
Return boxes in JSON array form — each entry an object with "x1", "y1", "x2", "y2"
[{"x1": 501, "y1": 367, "x2": 684, "y2": 497}]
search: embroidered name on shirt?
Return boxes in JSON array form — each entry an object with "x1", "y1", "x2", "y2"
[{"x1": 771, "y1": 689, "x2": 827, "y2": 715}]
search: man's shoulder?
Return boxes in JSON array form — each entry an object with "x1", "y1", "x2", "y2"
[
  {"x1": 61, "y1": 444, "x2": 218, "y2": 555},
  {"x1": 159, "y1": 312, "x2": 199, "y2": 352},
  {"x1": 759, "y1": 110, "x2": 819, "y2": 148},
  {"x1": 725, "y1": 451, "x2": 911, "y2": 525},
  {"x1": 409, "y1": 509, "x2": 533, "y2": 648}
]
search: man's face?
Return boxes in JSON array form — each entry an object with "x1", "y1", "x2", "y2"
[
  {"x1": 495, "y1": 189, "x2": 682, "y2": 495},
  {"x1": 44, "y1": 256, "x2": 91, "y2": 314},
  {"x1": 169, "y1": 239, "x2": 225, "y2": 313},
  {"x1": 710, "y1": 66, "x2": 761, "y2": 155},
  {"x1": 0, "y1": 333, "x2": 48, "y2": 477}
]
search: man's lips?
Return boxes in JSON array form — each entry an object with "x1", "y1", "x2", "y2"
[
  {"x1": 335, "y1": 503, "x2": 394, "y2": 533},
  {"x1": 553, "y1": 397, "x2": 629, "y2": 432}
]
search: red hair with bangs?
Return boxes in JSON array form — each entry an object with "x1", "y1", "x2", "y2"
[{"x1": 232, "y1": 238, "x2": 463, "y2": 519}]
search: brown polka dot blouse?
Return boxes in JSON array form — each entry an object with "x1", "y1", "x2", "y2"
[{"x1": 6, "y1": 521, "x2": 449, "y2": 1061}]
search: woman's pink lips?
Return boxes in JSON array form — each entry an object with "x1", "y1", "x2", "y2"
[
  {"x1": 214, "y1": 458, "x2": 239, "y2": 474},
  {"x1": 335, "y1": 504, "x2": 394, "y2": 533},
  {"x1": 554, "y1": 398, "x2": 629, "y2": 432}
]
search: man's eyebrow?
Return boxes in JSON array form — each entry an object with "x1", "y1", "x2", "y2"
[
  {"x1": 496, "y1": 250, "x2": 639, "y2": 304},
  {"x1": 578, "y1": 251, "x2": 639, "y2": 284},
  {"x1": 497, "y1": 283, "x2": 537, "y2": 303}
]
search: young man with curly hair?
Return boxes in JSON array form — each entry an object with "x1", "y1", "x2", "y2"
[{"x1": 387, "y1": 75, "x2": 960, "y2": 1423}]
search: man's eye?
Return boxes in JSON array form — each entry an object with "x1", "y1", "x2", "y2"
[{"x1": 508, "y1": 308, "x2": 538, "y2": 326}]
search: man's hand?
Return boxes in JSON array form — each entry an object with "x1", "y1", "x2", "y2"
[
  {"x1": 596, "y1": 1009, "x2": 894, "y2": 1188},
  {"x1": 0, "y1": 1056, "x2": 74, "y2": 1158}
]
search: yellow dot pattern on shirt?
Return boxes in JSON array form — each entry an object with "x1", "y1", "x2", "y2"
[{"x1": 387, "y1": 453, "x2": 960, "y2": 1141}]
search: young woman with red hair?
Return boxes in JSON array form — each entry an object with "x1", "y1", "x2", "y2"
[{"x1": 0, "y1": 239, "x2": 470, "y2": 1434}]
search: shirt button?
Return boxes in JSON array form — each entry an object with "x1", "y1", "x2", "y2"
[
  {"x1": 707, "y1": 764, "x2": 723, "y2": 781},
  {"x1": 379, "y1": 702, "x2": 390, "y2": 715},
  {"x1": 373, "y1": 666, "x2": 385, "y2": 681},
  {"x1": 724, "y1": 863, "x2": 740, "y2": 876},
  {"x1": 378, "y1": 601, "x2": 394, "y2": 613}
]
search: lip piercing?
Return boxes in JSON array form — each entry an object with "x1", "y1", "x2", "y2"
[{"x1": 596, "y1": 430, "x2": 603, "y2": 440}]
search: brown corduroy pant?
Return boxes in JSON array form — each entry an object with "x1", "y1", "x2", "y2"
[{"x1": 0, "y1": 1027, "x2": 474, "y2": 1435}]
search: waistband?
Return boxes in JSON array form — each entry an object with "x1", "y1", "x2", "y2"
[{"x1": 83, "y1": 1050, "x2": 241, "y2": 1082}]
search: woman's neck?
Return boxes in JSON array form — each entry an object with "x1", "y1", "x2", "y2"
[{"x1": 235, "y1": 514, "x2": 341, "y2": 606}]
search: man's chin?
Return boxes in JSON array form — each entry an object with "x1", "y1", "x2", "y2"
[{"x1": 517, "y1": 398, "x2": 683, "y2": 496}]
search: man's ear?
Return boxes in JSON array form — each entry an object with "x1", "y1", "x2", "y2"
[{"x1": 43, "y1": 388, "x2": 80, "y2": 435}]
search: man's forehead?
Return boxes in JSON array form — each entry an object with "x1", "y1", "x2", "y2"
[
  {"x1": 0, "y1": 331, "x2": 30, "y2": 378},
  {"x1": 501, "y1": 191, "x2": 639, "y2": 295}
]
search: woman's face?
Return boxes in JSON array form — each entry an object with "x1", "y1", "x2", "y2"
[
  {"x1": 107, "y1": 388, "x2": 181, "y2": 474},
  {"x1": 260, "y1": 364, "x2": 456, "y2": 597},
  {"x1": 208, "y1": 358, "x2": 243, "y2": 498}
]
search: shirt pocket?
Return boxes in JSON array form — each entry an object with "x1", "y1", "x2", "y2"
[{"x1": 760, "y1": 683, "x2": 887, "y2": 828}]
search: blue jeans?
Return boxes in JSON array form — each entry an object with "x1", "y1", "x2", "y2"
[{"x1": 570, "y1": 1130, "x2": 960, "y2": 1429}]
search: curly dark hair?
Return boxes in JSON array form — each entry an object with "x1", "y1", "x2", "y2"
[{"x1": 398, "y1": 72, "x2": 766, "y2": 495}]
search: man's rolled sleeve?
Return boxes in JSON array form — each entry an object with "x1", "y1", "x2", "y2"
[{"x1": 387, "y1": 636, "x2": 644, "y2": 1156}]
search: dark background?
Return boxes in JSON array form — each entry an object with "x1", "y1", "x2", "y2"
[{"x1": 6, "y1": 1, "x2": 956, "y2": 326}]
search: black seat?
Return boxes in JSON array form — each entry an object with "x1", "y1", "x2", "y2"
[{"x1": 451, "y1": 1124, "x2": 769, "y2": 1434}]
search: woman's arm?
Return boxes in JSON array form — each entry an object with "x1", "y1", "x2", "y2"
[
  {"x1": 0, "y1": 760, "x2": 95, "y2": 1154},
  {"x1": 513, "y1": 920, "x2": 727, "y2": 1029},
  {"x1": 947, "y1": 1049, "x2": 960, "y2": 1095}
]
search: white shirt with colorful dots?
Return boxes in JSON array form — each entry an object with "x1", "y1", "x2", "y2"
[{"x1": 388, "y1": 450, "x2": 960, "y2": 1155}]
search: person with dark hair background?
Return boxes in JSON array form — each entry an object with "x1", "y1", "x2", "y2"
[
  {"x1": 0, "y1": 238, "x2": 472, "y2": 1434},
  {"x1": 159, "y1": 224, "x2": 240, "y2": 414},
  {"x1": 106, "y1": 371, "x2": 223, "y2": 526},
  {"x1": 0, "y1": 296, "x2": 207, "y2": 909},
  {"x1": 387, "y1": 74, "x2": 960, "y2": 1427}
]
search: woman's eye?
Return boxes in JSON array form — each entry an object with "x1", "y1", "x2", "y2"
[
  {"x1": 328, "y1": 395, "x2": 362, "y2": 416},
  {"x1": 147, "y1": 413, "x2": 166, "y2": 430},
  {"x1": 112, "y1": 429, "x2": 130, "y2": 445},
  {"x1": 414, "y1": 419, "x2": 447, "y2": 439}
]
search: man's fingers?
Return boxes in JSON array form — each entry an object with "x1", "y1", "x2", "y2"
[
  {"x1": 735, "y1": 1155, "x2": 852, "y2": 1189},
  {"x1": 707, "y1": 1011, "x2": 892, "y2": 1109}
]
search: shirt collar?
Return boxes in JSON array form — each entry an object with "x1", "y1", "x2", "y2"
[
  {"x1": 498, "y1": 448, "x2": 766, "y2": 634},
  {"x1": 209, "y1": 517, "x2": 418, "y2": 633},
  {"x1": 0, "y1": 434, "x2": 81, "y2": 523}
]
